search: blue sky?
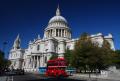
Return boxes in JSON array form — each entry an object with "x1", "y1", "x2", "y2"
[{"x1": 0, "y1": 0, "x2": 120, "y2": 58}]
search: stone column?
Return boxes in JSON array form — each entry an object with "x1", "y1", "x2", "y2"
[
  {"x1": 54, "y1": 29, "x2": 56, "y2": 37},
  {"x1": 36, "y1": 56, "x2": 38, "y2": 67},
  {"x1": 30, "y1": 56, "x2": 32, "y2": 68},
  {"x1": 47, "y1": 31, "x2": 48, "y2": 37},
  {"x1": 55, "y1": 29, "x2": 57, "y2": 37},
  {"x1": 66, "y1": 30, "x2": 67, "y2": 38},
  {"x1": 70, "y1": 33, "x2": 71, "y2": 38},
  {"x1": 38, "y1": 56, "x2": 40, "y2": 67},
  {"x1": 51, "y1": 29, "x2": 52, "y2": 37},
  {"x1": 37, "y1": 56, "x2": 38, "y2": 67},
  {"x1": 68, "y1": 31, "x2": 69, "y2": 38},
  {"x1": 68, "y1": 31, "x2": 70, "y2": 38},
  {"x1": 47, "y1": 31, "x2": 49, "y2": 37},
  {"x1": 27, "y1": 57, "x2": 29, "y2": 68},
  {"x1": 35, "y1": 56, "x2": 37, "y2": 68},
  {"x1": 41, "y1": 55, "x2": 43, "y2": 67},
  {"x1": 51, "y1": 29, "x2": 54, "y2": 37},
  {"x1": 48, "y1": 30, "x2": 50, "y2": 37},
  {"x1": 33, "y1": 56, "x2": 35, "y2": 68},
  {"x1": 41, "y1": 55, "x2": 44, "y2": 67},
  {"x1": 32, "y1": 56, "x2": 33, "y2": 68},
  {"x1": 29, "y1": 56, "x2": 31, "y2": 68},
  {"x1": 67, "y1": 30, "x2": 68, "y2": 37},
  {"x1": 40, "y1": 56, "x2": 41, "y2": 66},
  {"x1": 39, "y1": 56, "x2": 41, "y2": 67},
  {"x1": 32, "y1": 56, "x2": 34, "y2": 68},
  {"x1": 69, "y1": 31, "x2": 71, "y2": 38},
  {"x1": 43, "y1": 55, "x2": 44, "y2": 66},
  {"x1": 46, "y1": 31, "x2": 48, "y2": 37},
  {"x1": 50, "y1": 30, "x2": 51, "y2": 37},
  {"x1": 38, "y1": 56, "x2": 39, "y2": 67},
  {"x1": 26, "y1": 58, "x2": 28, "y2": 69}
]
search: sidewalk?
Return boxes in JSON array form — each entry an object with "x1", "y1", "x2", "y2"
[
  {"x1": 70, "y1": 73, "x2": 120, "y2": 81},
  {"x1": 0, "y1": 76, "x2": 7, "y2": 81}
]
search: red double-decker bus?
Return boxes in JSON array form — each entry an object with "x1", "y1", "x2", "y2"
[{"x1": 45, "y1": 57, "x2": 68, "y2": 77}]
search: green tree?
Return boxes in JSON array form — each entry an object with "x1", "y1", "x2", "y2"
[
  {"x1": 50, "y1": 53, "x2": 58, "y2": 60},
  {"x1": 72, "y1": 32, "x2": 115, "y2": 74},
  {"x1": 0, "y1": 50, "x2": 11, "y2": 74},
  {"x1": 0, "y1": 50, "x2": 4, "y2": 68},
  {"x1": 64, "y1": 48, "x2": 73, "y2": 66},
  {"x1": 97, "y1": 40, "x2": 116, "y2": 70},
  {"x1": 3, "y1": 59, "x2": 11, "y2": 68},
  {"x1": 114, "y1": 50, "x2": 120, "y2": 68}
]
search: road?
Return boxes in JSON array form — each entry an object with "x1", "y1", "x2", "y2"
[
  {"x1": 1, "y1": 73, "x2": 119, "y2": 81},
  {"x1": 6, "y1": 73, "x2": 85, "y2": 81}
]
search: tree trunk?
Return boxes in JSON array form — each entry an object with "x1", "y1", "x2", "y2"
[{"x1": 88, "y1": 71, "x2": 91, "y2": 81}]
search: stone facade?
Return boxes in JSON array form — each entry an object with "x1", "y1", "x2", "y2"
[{"x1": 9, "y1": 6, "x2": 115, "y2": 72}]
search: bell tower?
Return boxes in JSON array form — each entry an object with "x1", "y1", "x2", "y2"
[{"x1": 13, "y1": 34, "x2": 21, "y2": 50}]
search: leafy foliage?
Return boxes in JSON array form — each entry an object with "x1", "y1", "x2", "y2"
[
  {"x1": 64, "y1": 48, "x2": 73, "y2": 66},
  {"x1": 0, "y1": 50, "x2": 11, "y2": 71},
  {"x1": 71, "y1": 32, "x2": 115, "y2": 72},
  {"x1": 50, "y1": 53, "x2": 58, "y2": 60},
  {"x1": 0, "y1": 50, "x2": 4, "y2": 67},
  {"x1": 114, "y1": 50, "x2": 120, "y2": 68}
]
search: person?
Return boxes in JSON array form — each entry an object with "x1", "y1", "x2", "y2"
[{"x1": 22, "y1": 68, "x2": 25, "y2": 75}]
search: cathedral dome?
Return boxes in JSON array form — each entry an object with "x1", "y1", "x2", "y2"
[
  {"x1": 49, "y1": 16, "x2": 67, "y2": 24},
  {"x1": 47, "y1": 5, "x2": 68, "y2": 29},
  {"x1": 44, "y1": 5, "x2": 71, "y2": 40}
]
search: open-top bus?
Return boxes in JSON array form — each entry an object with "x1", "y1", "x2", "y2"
[{"x1": 45, "y1": 58, "x2": 68, "y2": 77}]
